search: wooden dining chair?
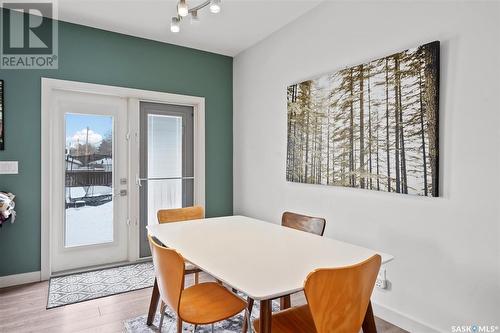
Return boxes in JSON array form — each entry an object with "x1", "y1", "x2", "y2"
[
  {"x1": 157, "y1": 206, "x2": 204, "y2": 224},
  {"x1": 157, "y1": 206, "x2": 204, "y2": 284},
  {"x1": 281, "y1": 211, "x2": 326, "y2": 237},
  {"x1": 280, "y1": 211, "x2": 327, "y2": 307},
  {"x1": 242, "y1": 211, "x2": 327, "y2": 332},
  {"x1": 253, "y1": 254, "x2": 382, "y2": 333},
  {"x1": 148, "y1": 234, "x2": 249, "y2": 333}
]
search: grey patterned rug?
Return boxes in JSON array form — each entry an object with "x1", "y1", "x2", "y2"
[
  {"x1": 124, "y1": 300, "x2": 280, "y2": 333},
  {"x1": 47, "y1": 262, "x2": 155, "y2": 308}
]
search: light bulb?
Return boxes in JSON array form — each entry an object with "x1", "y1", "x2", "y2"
[
  {"x1": 170, "y1": 17, "x2": 180, "y2": 33},
  {"x1": 190, "y1": 11, "x2": 200, "y2": 24},
  {"x1": 177, "y1": 0, "x2": 188, "y2": 17},
  {"x1": 209, "y1": 0, "x2": 221, "y2": 14}
]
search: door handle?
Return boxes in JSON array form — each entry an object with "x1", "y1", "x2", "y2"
[
  {"x1": 136, "y1": 176, "x2": 195, "y2": 181},
  {"x1": 135, "y1": 175, "x2": 195, "y2": 188}
]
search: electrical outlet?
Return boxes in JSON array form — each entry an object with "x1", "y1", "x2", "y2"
[{"x1": 375, "y1": 267, "x2": 387, "y2": 289}]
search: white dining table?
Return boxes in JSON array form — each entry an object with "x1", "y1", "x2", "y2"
[{"x1": 146, "y1": 215, "x2": 394, "y2": 333}]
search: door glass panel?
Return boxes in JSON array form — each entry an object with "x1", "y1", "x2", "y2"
[
  {"x1": 146, "y1": 114, "x2": 183, "y2": 227},
  {"x1": 64, "y1": 114, "x2": 113, "y2": 247},
  {"x1": 139, "y1": 102, "x2": 194, "y2": 258}
]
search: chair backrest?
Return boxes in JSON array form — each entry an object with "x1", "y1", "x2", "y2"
[
  {"x1": 157, "y1": 205, "x2": 204, "y2": 224},
  {"x1": 281, "y1": 211, "x2": 326, "y2": 236},
  {"x1": 304, "y1": 255, "x2": 381, "y2": 333},
  {"x1": 148, "y1": 234, "x2": 185, "y2": 314}
]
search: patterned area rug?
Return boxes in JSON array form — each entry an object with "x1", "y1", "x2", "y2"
[
  {"x1": 124, "y1": 300, "x2": 280, "y2": 333},
  {"x1": 47, "y1": 262, "x2": 155, "y2": 308}
]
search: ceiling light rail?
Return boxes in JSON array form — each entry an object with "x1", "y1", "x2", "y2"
[{"x1": 171, "y1": 0, "x2": 221, "y2": 33}]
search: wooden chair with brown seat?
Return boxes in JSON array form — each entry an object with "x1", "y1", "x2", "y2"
[
  {"x1": 279, "y1": 211, "x2": 326, "y2": 308},
  {"x1": 253, "y1": 254, "x2": 381, "y2": 333},
  {"x1": 281, "y1": 211, "x2": 326, "y2": 237},
  {"x1": 157, "y1": 206, "x2": 204, "y2": 284},
  {"x1": 241, "y1": 211, "x2": 327, "y2": 333},
  {"x1": 148, "y1": 234, "x2": 249, "y2": 333}
]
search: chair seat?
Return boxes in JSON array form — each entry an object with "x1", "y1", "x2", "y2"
[
  {"x1": 179, "y1": 282, "x2": 246, "y2": 325},
  {"x1": 253, "y1": 304, "x2": 317, "y2": 333},
  {"x1": 184, "y1": 262, "x2": 201, "y2": 274}
]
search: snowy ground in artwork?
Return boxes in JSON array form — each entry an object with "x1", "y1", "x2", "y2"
[{"x1": 65, "y1": 201, "x2": 113, "y2": 247}]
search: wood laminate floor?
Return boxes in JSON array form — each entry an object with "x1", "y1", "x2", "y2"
[{"x1": 0, "y1": 273, "x2": 407, "y2": 333}]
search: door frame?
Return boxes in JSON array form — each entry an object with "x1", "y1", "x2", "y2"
[{"x1": 41, "y1": 78, "x2": 205, "y2": 280}]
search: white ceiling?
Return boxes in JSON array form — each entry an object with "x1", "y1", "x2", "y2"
[{"x1": 56, "y1": 0, "x2": 322, "y2": 56}]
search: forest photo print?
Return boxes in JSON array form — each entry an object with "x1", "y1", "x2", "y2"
[{"x1": 286, "y1": 41, "x2": 439, "y2": 196}]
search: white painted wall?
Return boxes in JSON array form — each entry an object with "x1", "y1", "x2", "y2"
[{"x1": 233, "y1": 1, "x2": 500, "y2": 332}]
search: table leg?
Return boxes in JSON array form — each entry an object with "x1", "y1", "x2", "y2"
[
  {"x1": 280, "y1": 295, "x2": 291, "y2": 310},
  {"x1": 147, "y1": 278, "x2": 160, "y2": 326},
  {"x1": 259, "y1": 299, "x2": 272, "y2": 333},
  {"x1": 362, "y1": 300, "x2": 377, "y2": 333},
  {"x1": 241, "y1": 297, "x2": 254, "y2": 333}
]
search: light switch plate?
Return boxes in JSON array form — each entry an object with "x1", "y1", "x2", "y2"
[{"x1": 0, "y1": 161, "x2": 19, "y2": 174}]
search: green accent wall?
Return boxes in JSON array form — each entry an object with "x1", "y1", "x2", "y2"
[{"x1": 0, "y1": 14, "x2": 233, "y2": 277}]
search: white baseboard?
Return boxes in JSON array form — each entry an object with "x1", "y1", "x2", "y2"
[
  {"x1": 0, "y1": 271, "x2": 41, "y2": 288},
  {"x1": 373, "y1": 301, "x2": 443, "y2": 333}
]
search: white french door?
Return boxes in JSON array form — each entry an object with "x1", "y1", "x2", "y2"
[
  {"x1": 50, "y1": 90, "x2": 129, "y2": 273},
  {"x1": 41, "y1": 78, "x2": 206, "y2": 279}
]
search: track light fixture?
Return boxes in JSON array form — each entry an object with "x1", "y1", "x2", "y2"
[
  {"x1": 170, "y1": 0, "x2": 221, "y2": 33},
  {"x1": 177, "y1": 0, "x2": 188, "y2": 17},
  {"x1": 170, "y1": 17, "x2": 180, "y2": 33},
  {"x1": 209, "y1": 0, "x2": 221, "y2": 14},
  {"x1": 190, "y1": 10, "x2": 200, "y2": 24}
]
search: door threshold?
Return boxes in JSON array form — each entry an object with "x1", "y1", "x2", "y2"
[{"x1": 50, "y1": 258, "x2": 152, "y2": 278}]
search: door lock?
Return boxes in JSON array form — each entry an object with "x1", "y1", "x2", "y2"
[{"x1": 115, "y1": 189, "x2": 127, "y2": 197}]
